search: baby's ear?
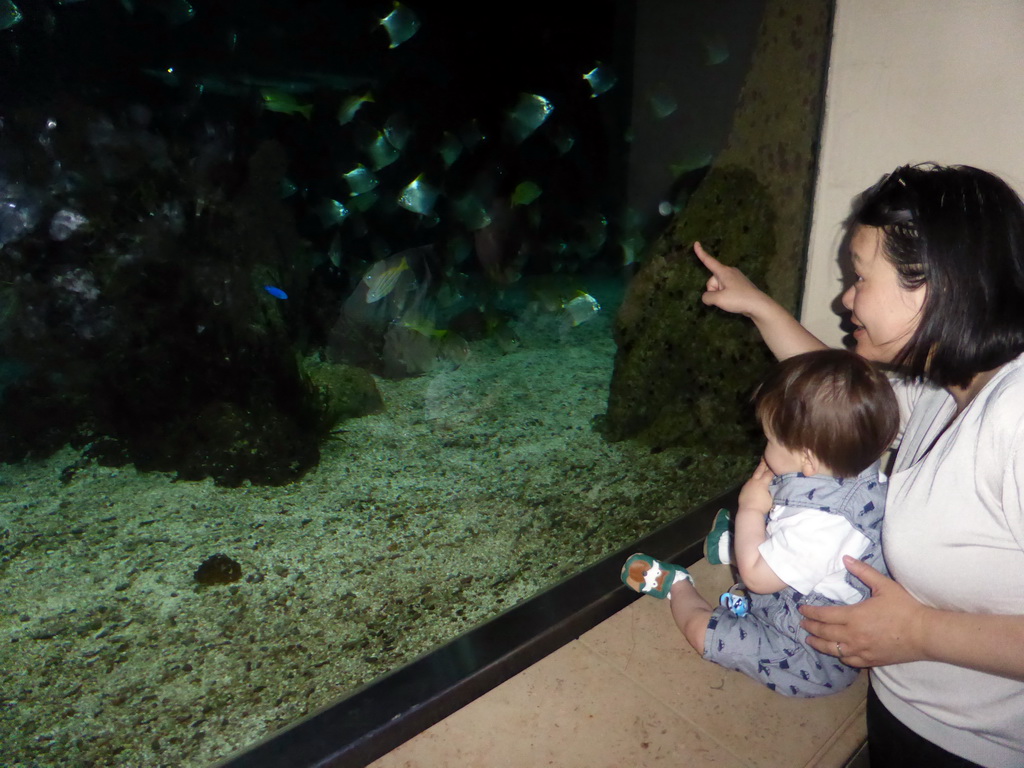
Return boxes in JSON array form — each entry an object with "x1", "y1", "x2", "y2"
[{"x1": 801, "y1": 448, "x2": 821, "y2": 476}]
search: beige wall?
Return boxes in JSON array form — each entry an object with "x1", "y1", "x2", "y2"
[{"x1": 802, "y1": 0, "x2": 1024, "y2": 346}]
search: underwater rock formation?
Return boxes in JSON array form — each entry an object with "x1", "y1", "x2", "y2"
[
  {"x1": 194, "y1": 553, "x2": 243, "y2": 586},
  {"x1": 304, "y1": 361, "x2": 384, "y2": 427},
  {"x1": 604, "y1": 0, "x2": 833, "y2": 454},
  {"x1": 0, "y1": 101, "x2": 337, "y2": 485}
]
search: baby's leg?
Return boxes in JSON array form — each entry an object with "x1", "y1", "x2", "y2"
[
  {"x1": 668, "y1": 580, "x2": 714, "y2": 653},
  {"x1": 620, "y1": 553, "x2": 713, "y2": 654}
]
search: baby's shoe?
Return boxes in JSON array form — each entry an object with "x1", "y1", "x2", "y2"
[
  {"x1": 621, "y1": 553, "x2": 692, "y2": 599},
  {"x1": 704, "y1": 508, "x2": 732, "y2": 565}
]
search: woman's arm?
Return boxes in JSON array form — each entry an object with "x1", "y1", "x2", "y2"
[
  {"x1": 733, "y1": 460, "x2": 788, "y2": 594},
  {"x1": 801, "y1": 556, "x2": 1024, "y2": 682},
  {"x1": 694, "y1": 242, "x2": 828, "y2": 360}
]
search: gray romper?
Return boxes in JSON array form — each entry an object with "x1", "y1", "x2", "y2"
[{"x1": 703, "y1": 464, "x2": 887, "y2": 698}]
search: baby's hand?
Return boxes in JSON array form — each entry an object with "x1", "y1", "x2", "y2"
[
  {"x1": 694, "y1": 242, "x2": 768, "y2": 317},
  {"x1": 737, "y1": 459, "x2": 774, "y2": 515}
]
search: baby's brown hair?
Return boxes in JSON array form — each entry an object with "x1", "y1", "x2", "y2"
[{"x1": 754, "y1": 350, "x2": 899, "y2": 478}]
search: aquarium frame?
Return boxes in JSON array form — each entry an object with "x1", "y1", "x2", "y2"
[{"x1": 216, "y1": 483, "x2": 740, "y2": 768}]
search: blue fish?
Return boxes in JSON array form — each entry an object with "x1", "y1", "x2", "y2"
[{"x1": 264, "y1": 285, "x2": 288, "y2": 300}]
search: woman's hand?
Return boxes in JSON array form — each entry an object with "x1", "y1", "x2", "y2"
[
  {"x1": 693, "y1": 241, "x2": 827, "y2": 360},
  {"x1": 694, "y1": 241, "x2": 770, "y2": 317},
  {"x1": 800, "y1": 556, "x2": 930, "y2": 668}
]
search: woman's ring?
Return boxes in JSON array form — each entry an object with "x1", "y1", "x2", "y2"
[{"x1": 835, "y1": 641, "x2": 843, "y2": 656}]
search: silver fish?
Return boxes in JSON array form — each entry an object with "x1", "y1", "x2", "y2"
[
  {"x1": 1, "y1": 0, "x2": 22, "y2": 30},
  {"x1": 380, "y1": 2, "x2": 420, "y2": 49},
  {"x1": 506, "y1": 93, "x2": 554, "y2": 143},
  {"x1": 398, "y1": 175, "x2": 438, "y2": 216},
  {"x1": 583, "y1": 64, "x2": 617, "y2": 98},
  {"x1": 343, "y1": 164, "x2": 379, "y2": 196},
  {"x1": 563, "y1": 292, "x2": 601, "y2": 327}
]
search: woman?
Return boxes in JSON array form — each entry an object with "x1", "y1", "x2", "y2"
[{"x1": 695, "y1": 163, "x2": 1024, "y2": 767}]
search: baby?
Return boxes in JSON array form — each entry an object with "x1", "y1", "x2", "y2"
[{"x1": 622, "y1": 349, "x2": 899, "y2": 697}]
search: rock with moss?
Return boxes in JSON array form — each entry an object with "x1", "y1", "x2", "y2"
[
  {"x1": 305, "y1": 362, "x2": 384, "y2": 428},
  {"x1": 604, "y1": 166, "x2": 777, "y2": 453},
  {"x1": 602, "y1": 0, "x2": 831, "y2": 458}
]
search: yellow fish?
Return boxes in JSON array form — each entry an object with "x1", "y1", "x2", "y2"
[
  {"x1": 338, "y1": 92, "x2": 374, "y2": 125},
  {"x1": 260, "y1": 89, "x2": 312, "y2": 120},
  {"x1": 400, "y1": 314, "x2": 447, "y2": 339},
  {"x1": 363, "y1": 255, "x2": 410, "y2": 303},
  {"x1": 511, "y1": 181, "x2": 542, "y2": 207}
]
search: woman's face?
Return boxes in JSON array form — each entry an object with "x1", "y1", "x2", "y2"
[{"x1": 841, "y1": 225, "x2": 927, "y2": 364}]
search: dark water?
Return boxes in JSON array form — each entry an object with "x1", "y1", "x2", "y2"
[{"x1": 0, "y1": 1, "x2": 766, "y2": 765}]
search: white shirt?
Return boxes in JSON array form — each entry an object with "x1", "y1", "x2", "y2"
[
  {"x1": 759, "y1": 503, "x2": 870, "y2": 603},
  {"x1": 873, "y1": 354, "x2": 1024, "y2": 767}
]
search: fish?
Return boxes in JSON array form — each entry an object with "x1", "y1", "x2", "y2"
[
  {"x1": 506, "y1": 93, "x2": 554, "y2": 143},
  {"x1": 327, "y1": 233, "x2": 342, "y2": 268},
  {"x1": 452, "y1": 192, "x2": 491, "y2": 230},
  {"x1": 363, "y1": 130, "x2": 400, "y2": 170},
  {"x1": 548, "y1": 124, "x2": 575, "y2": 155},
  {"x1": 260, "y1": 89, "x2": 312, "y2": 119},
  {"x1": 575, "y1": 213, "x2": 608, "y2": 258},
  {"x1": 563, "y1": 291, "x2": 601, "y2": 327},
  {"x1": 338, "y1": 92, "x2": 374, "y2": 125},
  {"x1": 380, "y1": 2, "x2": 420, "y2": 49},
  {"x1": 1, "y1": 0, "x2": 23, "y2": 30},
  {"x1": 398, "y1": 175, "x2": 438, "y2": 216},
  {"x1": 647, "y1": 84, "x2": 678, "y2": 118},
  {"x1": 459, "y1": 119, "x2": 486, "y2": 150},
  {"x1": 583, "y1": 64, "x2": 617, "y2": 98},
  {"x1": 383, "y1": 113, "x2": 411, "y2": 151},
  {"x1": 494, "y1": 324, "x2": 520, "y2": 354},
  {"x1": 386, "y1": 316, "x2": 471, "y2": 375},
  {"x1": 669, "y1": 150, "x2": 714, "y2": 179},
  {"x1": 511, "y1": 181, "x2": 542, "y2": 207},
  {"x1": 343, "y1": 164, "x2": 379, "y2": 196},
  {"x1": 138, "y1": 66, "x2": 195, "y2": 90},
  {"x1": 156, "y1": 0, "x2": 194, "y2": 25},
  {"x1": 446, "y1": 234, "x2": 473, "y2": 265},
  {"x1": 363, "y1": 255, "x2": 411, "y2": 303},
  {"x1": 350, "y1": 191, "x2": 379, "y2": 212},
  {"x1": 264, "y1": 285, "x2": 288, "y2": 300},
  {"x1": 49, "y1": 209, "x2": 89, "y2": 241},
  {"x1": 187, "y1": 71, "x2": 370, "y2": 97},
  {"x1": 401, "y1": 313, "x2": 448, "y2": 339},
  {"x1": 316, "y1": 198, "x2": 350, "y2": 228},
  {"x1": 438, "y1": 132, "x2": 462, "y2": 167},
  {"x1": 620, "y1": 233, "x2": 646, "y2": 266},
  {"x1": 280, "y1": 178, "x2": 299, "y2": 198},
  {"x1": 704, "y1": 35, "x2": 729, "y2": 66}
]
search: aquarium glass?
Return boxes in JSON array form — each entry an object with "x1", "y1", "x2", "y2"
[{"x1": 0, "y1": 1, "x2": 824, "y2": 765}]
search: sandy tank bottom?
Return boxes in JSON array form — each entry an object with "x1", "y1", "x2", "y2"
[{"x1": 0, "y1": 299, "x2": 751, "y2": 767}]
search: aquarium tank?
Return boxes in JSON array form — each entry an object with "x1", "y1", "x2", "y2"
[{"x1": 0, "y1": 0, "x2": 833, "y2": 764}]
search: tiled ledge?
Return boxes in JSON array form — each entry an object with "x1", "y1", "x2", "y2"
[{"x1": 371, "y1": 558, "x2": 868, "y2": 768}]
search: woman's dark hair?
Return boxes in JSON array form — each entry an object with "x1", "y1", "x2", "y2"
[
  {"x1": 850, "y1": 163, "x2": 1024, "y2": 387},
  {"x1": 755, "y1": 350, "x2": 899, "y2": 478}
]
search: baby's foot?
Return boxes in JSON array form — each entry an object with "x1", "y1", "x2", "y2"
[
  {"x1": 620, "y1": 553, "x2": 692, "y2": 599},
  {"x1": 704, "y1": 508, "x2": 732, "y2": 565}
]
